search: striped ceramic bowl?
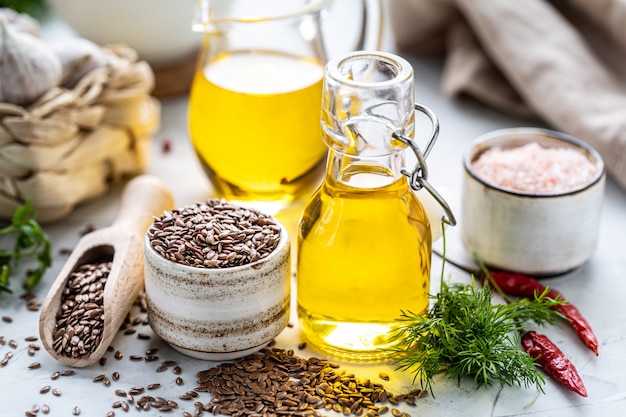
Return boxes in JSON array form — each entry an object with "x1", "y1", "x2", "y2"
[{"x1": 144, "y1": 222, "x2": 290, "y2": 360}]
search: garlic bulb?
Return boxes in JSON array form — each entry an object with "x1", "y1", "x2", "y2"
[
  {"x1": 0, "y1": 15, "x2": 62, "y2": 106},
  {"x1": 0, "y1": 8, "x2": 39, "y2": 35},
  {"x1": 49, "y1": 37, "x2": 108, "y2": 89}
]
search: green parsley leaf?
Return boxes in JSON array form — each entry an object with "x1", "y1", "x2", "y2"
[{"x1": 0, "y1": 200, "x2": 52, "y2": 295}]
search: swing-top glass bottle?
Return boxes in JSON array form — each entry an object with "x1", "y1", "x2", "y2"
[{"x1": 297, "y1": 51, "x2": 453, "y2": 360}]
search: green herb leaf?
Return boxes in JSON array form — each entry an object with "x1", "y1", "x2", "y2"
[
  {"x1": 0, "y1": 0, "x2": 46, "y2": 17},
  {"x1": 389, "y1": 223, "x2": 563, "y2": 394},
  {"x1": 0, "y1": 200, "x2": 52, "y2": 295}
]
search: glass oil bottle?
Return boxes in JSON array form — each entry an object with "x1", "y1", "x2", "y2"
[{"x1": 297, "y1": 51, "x2": 455, "y2": 360}]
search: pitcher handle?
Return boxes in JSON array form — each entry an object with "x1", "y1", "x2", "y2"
[
  {"x1": 356, "y1": 0, "x2": 384, "y2": 51},
  {"x1": 191, "y1": 0, "x2": 208, "y2": 33},
  {"x1": 324, "y1": 0, "x2": 383, "y2": 56}
]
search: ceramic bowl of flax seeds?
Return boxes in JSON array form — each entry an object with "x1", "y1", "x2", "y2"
[
  {"x1": 461, "y1": 128, "x2": 605, "y2": 276},
  {"x1": 144, "y1": 198, "x2": 291, "y2": 360}
]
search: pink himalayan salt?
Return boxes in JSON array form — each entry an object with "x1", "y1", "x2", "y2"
[{"x1": 471, "y1": 142, "x2": 597, "y2": 194}]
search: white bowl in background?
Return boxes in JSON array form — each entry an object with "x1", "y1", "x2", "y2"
[{"x1": 46, "y1": 0, "x2": 202, "y2": 67}]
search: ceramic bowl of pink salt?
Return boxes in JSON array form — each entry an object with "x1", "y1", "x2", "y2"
[{"x1": 461, "y1": 128, "x2": 605, "y2": 276}]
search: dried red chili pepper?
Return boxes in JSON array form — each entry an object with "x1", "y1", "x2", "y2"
[
  {"x1": 545, "y1": 288, "x2": 599, "y2": 356},
  {"x1": 522, "y1": 331, "x2": 588, "y2": 397},
  {"x1": 486, "y1": 271, "x2": 544, "y2": 298},
  {"x1": 486, "y1": 271, "x2": 599, "y2": 355}
]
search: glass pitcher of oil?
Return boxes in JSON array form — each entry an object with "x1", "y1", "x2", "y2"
[
  {"x1": 297, "y1": 51, "x2": 456, "y2": 360},
  {"x1": 189, "y1": 0, "x2": 382, "y2": 215}
]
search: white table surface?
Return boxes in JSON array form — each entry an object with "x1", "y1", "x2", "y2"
[{"x1": 2, "y1": 3, "x2": 626, "y2": 416}]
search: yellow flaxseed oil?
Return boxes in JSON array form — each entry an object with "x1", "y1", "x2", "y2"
[
  {"x1": 297, "y1": 164, "x2": 431, "y2": 360},
  {"x1": 188, "y1": 50, "x2": 327, "y2": 210}
]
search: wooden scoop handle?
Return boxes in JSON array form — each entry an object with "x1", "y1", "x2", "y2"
[
  {"x1": 90, "y1": 175, "x2": 175, "y2": 366},
  {"x1": 112, "y1": 175, "x2": 175, "y2": 235},
  {"x1": 39, "y1": 175, "x2": 174, "y2": 367}
]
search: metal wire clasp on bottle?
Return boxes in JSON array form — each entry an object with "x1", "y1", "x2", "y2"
[{"x1": 393, "y1": 103, "x2": 457, "y2": 226}]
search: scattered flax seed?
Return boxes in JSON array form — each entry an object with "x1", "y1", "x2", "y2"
[
  {"x1": 8, "y1": 339, "x2": 17, "y2": 348},
  {"x1": 24, "y1": 335, "x2": 38, "y2": 342},
  {"x1": 112, "y1": 371, "x2": 120, "y2": 381},
  {"x1": 50, "y1": 371, "x2": 60, "y2": 380},
  {"x1": 161, "y1": 138, "x2": 172, "y2": 154},
  {"x1": 106, "y1": 411, "x2": 115, "y2": 417},
  {"x1": 129, "y1": 355, "x2": 143, "y2": 361},
  {"x1": 133, "y1": 395, "x2": 178, "y2": 412},
  {"x1": 147, "y1": 383, "x2": 161, "y2": 390},
  {"x1": 1, "y1": 351, "x2": 13, "y2": 366},
  {"x1": 93, "y1": 374, "x2": 105, "y2": 382},
  {"x1": 124, "y1": 328, "x2": 136, "y2": 335},
  {"x1": 114, "y1": 350, "x2": 123, "y2": 360},
  {"x1": 175, "y1": 377, "x2": 184, "y2": 385},
  {"x1": 59, "y1": 247, "x2": 72, "y2": 256},
  {"x1": 173, "y1": 365, "x2": 182, "y2": 375},
  {"x1": 80, "y1": 224, "x2": 96, "y2": 236},
  {"x1": 21, "y1": 292, "x2": 41, "y2": 311},
  {"x1": 28, "y1": 362, "x2": 41, "y2": 369},
  {"x1": 2, "y1": 316, "x2": 12, "y2": 323},
  {"x1": 72, "y1": 406, "x2": 81, "y2": 415},
  {"x1": 100, "y1": 357, "x2": 108, "y2": 366},
  {"x1": 40, "y1": 385, "x2": 51, "y2": 394},
  {"x1": 25, "y1": 411, "x2": 36, "y2": 417},
  {"x1": 31, "y1": 405, "x2": 39, "y2": 413},
  {"x1": 379, "y1": 372, "x2": 390, "y2": 381},
  {"x1": 137, "y1": 333, "x2": 151, "y2": 340},
  {"x1": 52, "y1": 388, "x2": 61, "y2": 397},
  {"x1": 42, "y1": 404, "x2": 50, "y2": 414},
  {"x1": 298, "y1": 341, "x2": 307, "y2": 350},
  {"x1": 62, "y1": 370, "x2": 76, "y2": 376},
  {"x1": 195, "y1": 347, "x2": 423, "y2": 417}
]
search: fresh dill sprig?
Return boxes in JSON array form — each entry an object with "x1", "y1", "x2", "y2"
[{"x1": 389, "y1": 223, "x2": 564, "y2": 394}]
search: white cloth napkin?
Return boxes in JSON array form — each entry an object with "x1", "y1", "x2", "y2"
[{"x1": 389, "y1": 0, "x2": 626, "y2": 190}]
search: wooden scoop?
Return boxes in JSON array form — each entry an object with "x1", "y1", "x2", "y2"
[{"x1": 39, "y1": 175, "x2": 175, "y2": 367}]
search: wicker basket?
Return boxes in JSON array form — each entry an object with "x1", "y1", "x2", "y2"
[{"x1": 0, "y1": 44, "x2": 159, "y2": 224}]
